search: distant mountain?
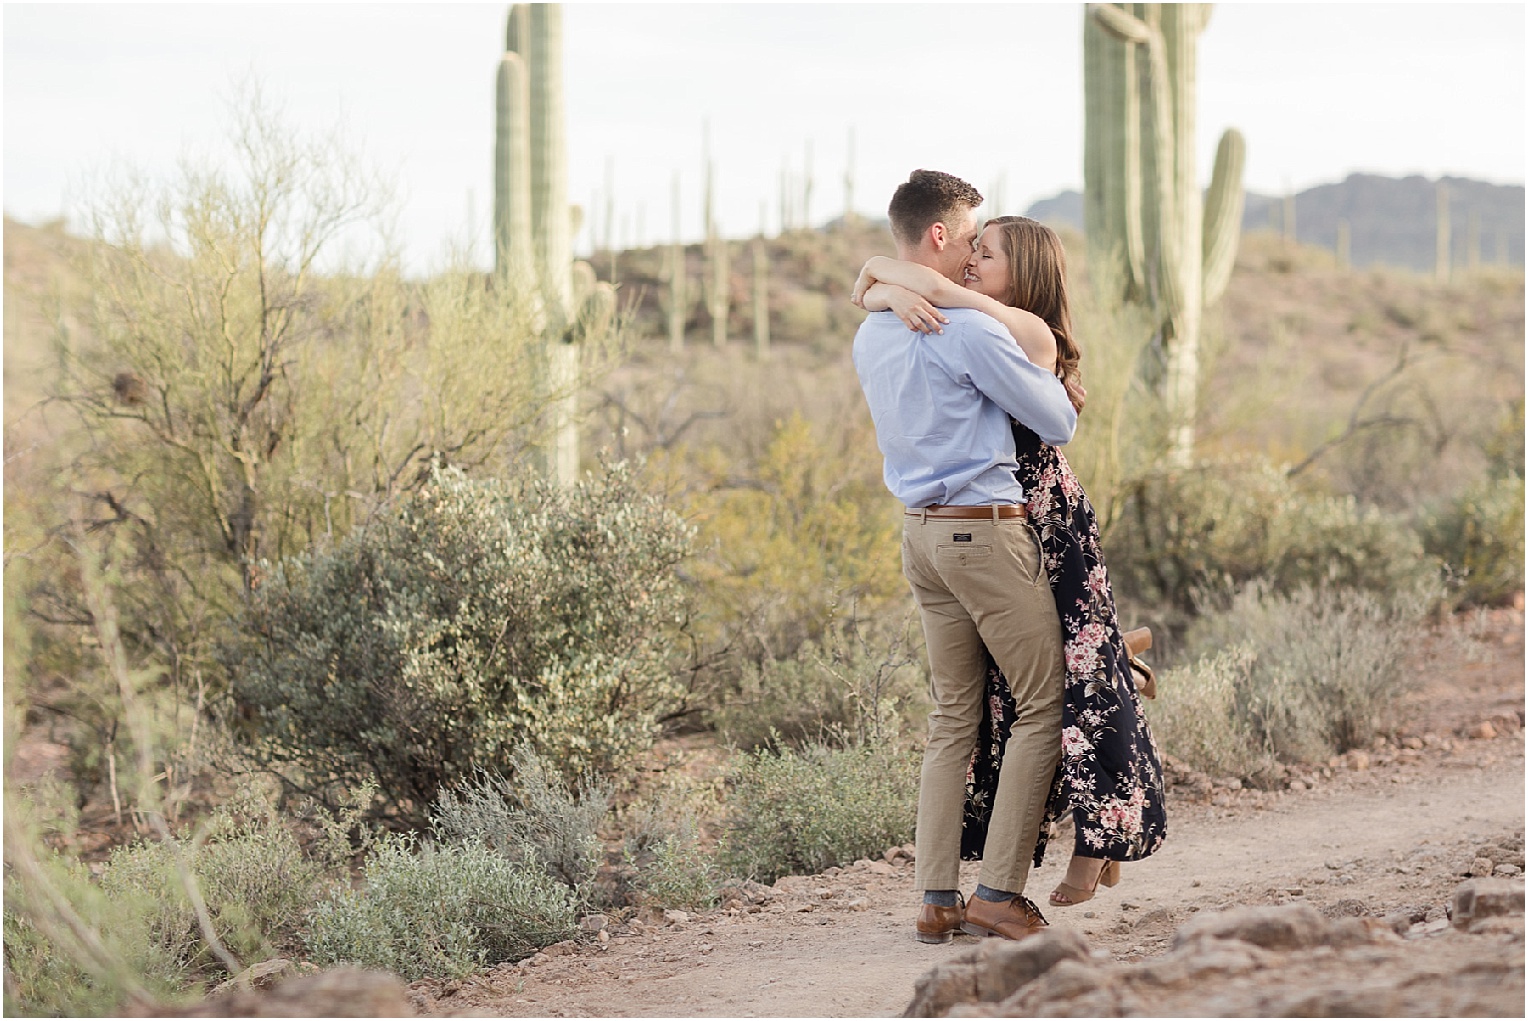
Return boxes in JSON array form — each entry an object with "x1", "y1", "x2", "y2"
[{"x1": 1024, "y1": 174, "x2": 1525, "y2": 271}]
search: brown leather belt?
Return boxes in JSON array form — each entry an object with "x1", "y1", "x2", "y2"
[{"x1": 905, "y1": 504, "x2": 1028, "y2": 520}]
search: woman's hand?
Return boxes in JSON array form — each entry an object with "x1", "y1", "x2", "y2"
[
  {"x1": 882, "y1": 283, "x2": 950, "y2": 334},
  {"x1": 851, "y1": 263, "x2": 877, "y2": 308}
]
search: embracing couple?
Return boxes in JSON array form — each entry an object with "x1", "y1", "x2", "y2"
[{"x1": 851, "y1": 170, "x2": 1166, "y2": 943}]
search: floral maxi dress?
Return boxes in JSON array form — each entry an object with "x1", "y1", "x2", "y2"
[{"x1": 959, "y1": 422, "x2": 1167, "y2": 867}]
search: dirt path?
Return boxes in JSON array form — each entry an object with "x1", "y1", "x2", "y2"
[{"x1": 412, "y1": 612, "x2": 1525, "y2": 1018}]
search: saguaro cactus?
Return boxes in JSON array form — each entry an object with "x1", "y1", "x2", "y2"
[
  {"x1": 1435, "y1": 180, "x2": 1451, "y2": 282},
  {"x1": 1083, "y1": 3, "x2": 1245, "y2": 464},
  {"x1": 663, "y1": 172, "x2": 687, "y2": 353},
  {"x1": 494, "y1": 3, "x2": 612, "y2": 484},
  {"x1": 702, "y1": 134, "x2": 729, "y2": 347},
  {"x1": 753, "y1": 226, "x2": 770, "y2": 358}
]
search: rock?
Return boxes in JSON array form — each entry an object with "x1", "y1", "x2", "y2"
[
  {"x1": 1400, "y1": 735, "x2": 1425, "y2": 750},
  {"x1": 911, "y1": 899, "x2": 1522, "y2": 1017},
  {"x1": 662, "y1": 909, "x2": 689, "y2": 925},
  {"x1": 1451, "y1": 879, "x2": 1526, "y2": 932},
  {"x1": 1496, "y1": 863, "x2": 1523, "y2": 876},
  {"x1": 1324, "y1": 898, "x2": 1371, "y2": 918},
  {"x1": 1470, "y1": 857, "x2": 1496, "y2": 877},
  {"x1": 902, "y1": 928, "x2": 1091, "y2": 1017},
  {"x1": 1471, "y1": 720, "x2": 1498, "y2": 740},
  {"x1": 1287, "y1": 779, "x2": 1307, "y2": 792},
  {"x1": 1346, "y1": 750, "x2": 1371, "y2": 770},
  {"x1": 208, "y1": 959, "x2": 297, "y2": 997},
  {"x1": 144, "y1": 968, "x2": 411, "y2": 1017},
  {"x1": 1172, "y1": 903, "x2": 1333, "y2": 951},
  {"x1": 867, "y1": 861, "x2": 897, "y2": 877}
]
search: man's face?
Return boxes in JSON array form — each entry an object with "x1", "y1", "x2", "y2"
[{"x1": 937, "y1": 207, "x2": 981, "y2": 283}]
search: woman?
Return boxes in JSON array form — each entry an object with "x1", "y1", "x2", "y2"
[{"x1": 851, "y1": 216, "x2": 1166, "y2": 907}]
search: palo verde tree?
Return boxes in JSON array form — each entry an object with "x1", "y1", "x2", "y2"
[{"x1": 37, "y1": 84, "x2": 571, "y2": 731}]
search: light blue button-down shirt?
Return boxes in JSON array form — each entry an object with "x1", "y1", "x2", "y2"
[{"x1": 852, "y1": 307, "x2": 1078, "y2": 508}]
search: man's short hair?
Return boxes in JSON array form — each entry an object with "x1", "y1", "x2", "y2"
[{"x1": 887, "y1": 170, "x2": 984, "y2": 246}]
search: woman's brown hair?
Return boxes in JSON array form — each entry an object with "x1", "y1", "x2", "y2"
[{"x1": 983, "y1": 215, "x2": 1084, "y2": 411}]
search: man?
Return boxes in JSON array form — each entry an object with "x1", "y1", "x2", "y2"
[{"x1": 851, "y1": 170, "x2": 1076, "y2": 943}]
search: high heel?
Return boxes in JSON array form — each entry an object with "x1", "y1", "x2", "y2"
[{"x1": 1049, "y1": 858, "x2": 1121, "y2": 907}]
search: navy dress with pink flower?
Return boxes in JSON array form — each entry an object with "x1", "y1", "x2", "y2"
[{"x1": 960, "y1": 421, "x2": 1167, "y2": 867}]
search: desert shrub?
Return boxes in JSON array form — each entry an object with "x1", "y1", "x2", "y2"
[
  {"x1": 1144, "y1": 649, "x2": 1278, "y2": 780},
  {"x1": 99, "y1": 784, "x2": 330, "y2": 972},
  {"x1": 1421, "y1": 473, "x2": 1525, "y2": 607},
  {"x1": 3, "y1": 819, "x2": 188, "y2": 1016},
  {"x1": 1151, "y1": 581, "x2": 1436, "y2": 776},
  {"x1": 28, "y1": 92, "x2": 581, "y2": 745},
  {"x1": 222, "y1": 462, "x2": 691, "y2": 823},
  {"x1": 1109, "y1": 458, "x2": 1441, "y2": 618},
  {"x1": 618, "y1": 775, "x2": 726, "y2": 911},
  {"x1": 717, "y1": 738, "x2": 918, "y2": 883},
  {"x1": 430, "y1": 745, "x2": 610, "y2": 896},
  {"x1": 672, "y1": 414, "x2": 907, "y2": 722},
  {"x1": 627, "y1": 826, "x2": 720, "y2": 912},
  {"x1": 710, "y1": 614, "x2": 924, "y2": 750},
  {"x1": 302, "y1": 834, "x2": 576, "y2": 982}
]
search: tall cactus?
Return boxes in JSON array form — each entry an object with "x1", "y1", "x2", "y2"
[
  {"x1": 494, "y1": 3, "x2": 612, "y2": 484},
  {"x1": 663, "y1": 171, "x2": 687, "y2": 353},
  {"x1": 702, "y1": 133, "x2": 729, "y2": 347},
  {"x1": 753, "y1": 212, "x2": 770, "y2": 359},
  {"x1": 1435, "y1": 180, "x2": 1451, "y2": 282},
  {"x1": 1084, "y1": 3, "x2": 1245, "y2": 464}
]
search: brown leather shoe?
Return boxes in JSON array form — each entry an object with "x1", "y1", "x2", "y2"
[
  {"x1": 914, "y1": 894, "x2": 965, "y2": 944},
  {"x1": 960, "y1": 894, "x2": 1048, "y2": 940}
]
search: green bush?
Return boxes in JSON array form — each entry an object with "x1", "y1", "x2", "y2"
[
  {"x1": 430, "y1": 745, "x2": 610, "y2": 897},
  {"x1": 1421, "y1": 473, "x2": 1525, "y2": 607},
  {"x1": 1143, "y1": 649, "x2": 1277, "y2": 780},
  {"x1": 223, "y1": 463, "x2": 691, "y2": 823},
  {"x1": 710, "y1": 616, "x2": 924, "y2": 751},
  {"x1": 302, "y1": 834, "x2": 576, "y2": 981},
  {"x1": 717, "y1": 738, "x2": 918, "y2": 883},
  {"x1": 1109, "y1": 458, "x2": 1441, "y2": 617},
  {"x1": 99, "y1": 785, "x2": 329, "y2": 972},
  {"x1": 628, "y1": 828, "x2": 720, "y2": 912},
  {"x1": 1151, "y1": 581, "x2": 1436, "y2": 776},
  {"x1": 3, "y1": 836, "x2": 188, "y2": 1016}
]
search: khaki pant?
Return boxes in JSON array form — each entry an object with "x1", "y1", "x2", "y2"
[{"x1": 902, "y1": 512, "x2": 1064, "y2": 894}]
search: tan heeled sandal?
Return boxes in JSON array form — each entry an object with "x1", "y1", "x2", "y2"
[
  {"x1": 1049, "y1": 858, "x2": 1121, "y2": 907},
  {"x1": 1122, "y1": 627, "x2": 1157, "y2": 700}
]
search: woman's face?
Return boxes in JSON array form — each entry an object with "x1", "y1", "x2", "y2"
[{"x1": 963, "y1": 225, "x2": 1010, "y2": 302}]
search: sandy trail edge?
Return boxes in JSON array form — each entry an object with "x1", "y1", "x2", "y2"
[{"x1": 417, "y1": 739, "x2": 1525, "y2": 1018}]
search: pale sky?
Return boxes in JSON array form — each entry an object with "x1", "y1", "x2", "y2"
[{"x1": 4, "y1": 3, "x2": 1524, "y2": 274}]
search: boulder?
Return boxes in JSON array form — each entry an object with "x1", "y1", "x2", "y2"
[
  {"x1": 902, "y1": 929, "x2": 1090, "y2": 1017},
  {"x1": 1451, "y1": 878, "x2": 1526, "y2": 932}
]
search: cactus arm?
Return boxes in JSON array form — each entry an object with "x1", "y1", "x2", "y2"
[
  {"x1": 526, "y1": 4, "x2": 571, "y2": 325},
  {"x1": 494, "y1": 52, "x2": 536, "y2": 300},
  {"x1": 1201, "y1": 128, "x2": 1246, "y2": 306},
  {"x1": 1090, "y1": 3, "x2": 1152, "y2": 44}
]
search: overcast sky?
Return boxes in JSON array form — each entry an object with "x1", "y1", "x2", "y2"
[{"x1": 4, "y1": 3, "x2": 1524, "y2": 273}]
